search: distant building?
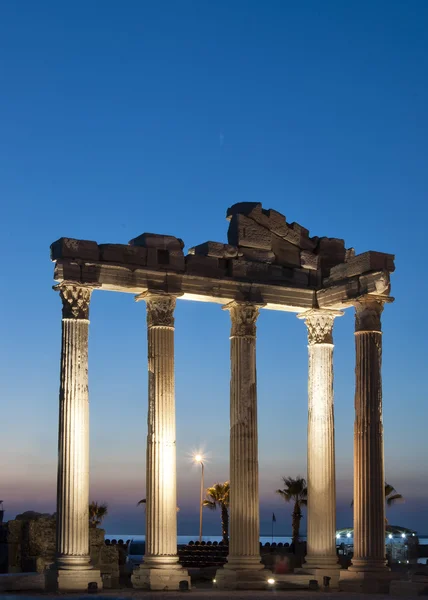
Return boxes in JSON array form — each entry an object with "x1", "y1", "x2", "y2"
[{"x1": 336, "y1": 525, "x2": 418, "y2": 563}]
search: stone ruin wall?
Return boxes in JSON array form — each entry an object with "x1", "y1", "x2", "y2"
[{"x1": 0, "y1": 517, "x2": 119, "y2": 584}]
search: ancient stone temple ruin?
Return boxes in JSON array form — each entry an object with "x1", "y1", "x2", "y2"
[{"x1": 50, "y1": 202, "x2": 394, "y2": 591}]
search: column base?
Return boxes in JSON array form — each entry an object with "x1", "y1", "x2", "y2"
[
  {"x1": 340, "y1": 566, "x2": 393, "y2": 594},
  {"x1": 131, "y1": 566, "x2": 191, "y2": 591},
  {"x1": 295, "y1": 566, "x2": 341, "y2": 589},
  {"x1": 46, "y1": 568, "x2": 102, "y2": 592},
  {"x1": 215, "y1": 559, "x2": 271, "y2": 590},
  {"x1": 349, "y1": 557, "x2": 389, "y2": 571}
]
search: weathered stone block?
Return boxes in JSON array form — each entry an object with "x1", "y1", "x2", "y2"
[
  {"x1": 226, "y1": 202, "x2": 262, "y2": 221},
  {"x1": 189, "y1": 241, "x2": 239, "y2": 259},
  {"x1": 240, "y1": 247, "x2": 275, "y2": 263},
  {"x1": 268, "y1": 265, "x2": 294, "y2": 281},
  {"x1": 227, "y1": 214, "x2": 272, "y2": 250},
  {"x1": 272, "y1": 235, "x2": 301, "y2": 267},
  {"x1": 228, "y1": 258, "x2": 271, "y2": 280},
  {"x1": 292, "y1": 269, "x2": 309, "y2": 286},
  {"x1": 99, "y1": 244, "x2": 147, "y2": 266},
  {"x1": 51, "y1": 238, "x2": 99, "y2": 262},
  {"x1": 81, "y1": 264, "x2": 101, "y2": 283},
  {"x1": 300, "y1": 251, "x2": 319, "y2": 271},
  {"x1": 325, "y1": 251, "x2": 395, "y2": 283},
  {"x1": 316, "y1": 237, "x2": 346, "y2": 273},
  {"x1": 186, "y1": 255, "x2": 226, "y2": 278},
  {"x1": 146, "y1": 248, "x2": 185, "y2": 271},
  {"x1": 129, "y1": 233, "x2": 184, "y2": 250}
]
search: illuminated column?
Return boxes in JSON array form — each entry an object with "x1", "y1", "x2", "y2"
[
  {"x1": 298, "y1": 309, "x2": 343, "y2": 573},
  {"x1": 217, "y1": 301, "x2": 267, "y2": 589},
  {"x1": 54, "y1": 284, "x2": 101, "y2": 592},
  {"x1": 350, "y1": 296, "x2": 392, "y2": 573},
  {"x1": 132, "y1": 292, "x2": 190, "y2": 591}
]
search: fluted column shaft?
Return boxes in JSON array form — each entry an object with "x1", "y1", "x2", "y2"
[
  {"x1": 56, "y1": 284, "x2": 92, "y2": 570},
  {"x1": 224, "y1": 301, "x2": 263, "y2": 570},
  {"x1": 298, "y1": 309, "x2": 342, "y2": 569},
  {"x1": 351, "y1": 297, "x2": 391, "y2": 572},
  {"x1": 140, "y1": 292, "x2": 179, "y2": 568}
]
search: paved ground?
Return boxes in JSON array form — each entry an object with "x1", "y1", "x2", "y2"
[{"x1": 0, "y1": 591, "x2": 423, "y2": 600}]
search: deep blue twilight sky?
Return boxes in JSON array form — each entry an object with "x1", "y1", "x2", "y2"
[{"x1": 1, "y1": 1, "x2": 427, "y2": 536}]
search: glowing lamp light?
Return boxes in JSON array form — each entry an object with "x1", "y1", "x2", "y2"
[
  {"x1": 336, "y1": 533, "x2": 341, "y2": 539},
  {"x1": 194, "y1": 454, "x2": 203, "y2": 463},
  {"x1": 412, "y1": 533, "x2": 416, "y2": 537},
  {"x1": 401, "y1": 533, "x2": 406, "y2": 539},
  {"x1": 267, "y1": 578, "x2": 276, "y2": 585},
  {"x1": 346, "y1": 533, "x2": 351, "y2": 538},
  {"x1": 388, "y1": 534, "x2": 393, "y2": 539},
  {"x1": 213, "y1": 579, "x2": 217, "y2": 583}
]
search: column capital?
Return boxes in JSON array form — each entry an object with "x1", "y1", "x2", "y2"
[
  {"x1": 354, "y1": 295, "x2": 394, "y2": 333},
  {"x1": 54, "y1": 283, "x2": 94, "y2": 320},
  {"x1": 298, "y1": 309, "x2": 344, "y2": 345},
  {"x1": 136, "y1": 291, "x2": 181, "y2": 328},
  {"x1": 223, "y1": 301, "x2": 262, "y2": 337}
]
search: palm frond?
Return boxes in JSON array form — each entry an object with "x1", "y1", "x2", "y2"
[
  {"x1": 203, "y1": 500, "x2": 217, "y2": 510},
  {"x1": 386, "y1": 493, "x2": 404, "y2": 506}
]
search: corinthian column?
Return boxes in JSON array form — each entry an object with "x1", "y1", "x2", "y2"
[
  {"x1": 53, "y1": 283, "x2": 101, "y2": 592},
  {"x1": 217, "y1": 301, "x2": 267, "y2": 590},
  {"x1": 132, "y1": 292, "x2": 190, "y2": 591},
  {"x1": 350, "y1": 296, "x2": 392, "y2": 574},
  {"x1": 297, "y1": 309, "x2": 343, "y2": 578}
]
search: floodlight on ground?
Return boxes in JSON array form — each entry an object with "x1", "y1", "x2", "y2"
[
  {"x1": 267, "y1": 578, "x2": 276, "y2": 585},
  {"x1": 212, "y1": 579, "x2": 216, "y2": 583}
]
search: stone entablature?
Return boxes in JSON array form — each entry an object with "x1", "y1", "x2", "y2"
[{"x1": 51, "y1": 203, "x2": 394, "y2": 311}]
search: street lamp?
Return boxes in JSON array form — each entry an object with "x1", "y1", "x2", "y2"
[{"x1": 194, "y1": 454, "x2": 204, "y2": 542}]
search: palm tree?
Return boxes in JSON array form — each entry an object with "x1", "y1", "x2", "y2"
[
  {"x1": 203, "y1": 481, "x2": 230, "y2": 544},
  {"x1": 89, "y1": 501, "x2": 108, "y2": 527},
  {"x1": 350, "y1": 482, "x2": 404, "y2": 522},
  {"x1": 385, "y1": 483, "x2": 404, "y2": 508},
  {"x1": 276, "y1": 476, "x2": 307, "y2": 546}
]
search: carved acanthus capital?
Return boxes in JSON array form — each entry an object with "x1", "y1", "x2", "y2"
[
  {"x1": 223, "y1": 301, "x2": 261, "y2": 337},
  {"x1": 137, "y1": 292, "x2": 178, "y2": 328},
  {"x1": 298, "y1": 309, "x2": 343, "y2": 345},
  {"x1": 354, "y1": 295, "x2": 393, "y2": 333},
  {"x1": 55, "y1": 283, "x2": 92, "y2": 319}
]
